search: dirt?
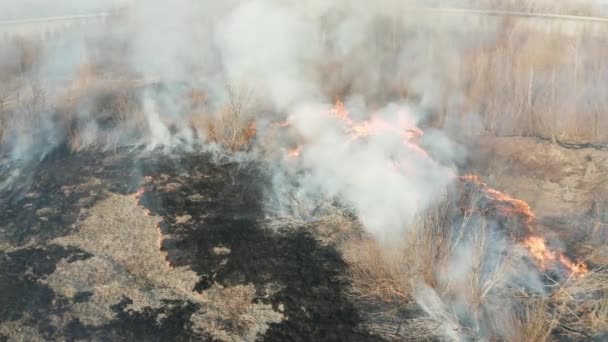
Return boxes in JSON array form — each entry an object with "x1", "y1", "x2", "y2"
[{"x1": 0, "y1": 147, "x2": 384, "y2": 341}]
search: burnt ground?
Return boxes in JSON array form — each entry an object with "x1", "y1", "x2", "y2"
[{"x1": 0, "y1": 147, "x2": 385, "y2": 341}]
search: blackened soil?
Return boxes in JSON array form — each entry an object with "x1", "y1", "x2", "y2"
[
  {"x1": 0, "y1": 148, "x2": 384, "y2": 341},
  {"x1": 140, "y1": 153, "x2": 383, "y2": 341}
]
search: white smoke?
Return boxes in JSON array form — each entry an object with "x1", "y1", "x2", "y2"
[
  {"x1": 0, "y1": 1, "x2": 559, "y2": 339},
  {"x1": 284, "y1": 101, "x2": 454, "y2": 240}
]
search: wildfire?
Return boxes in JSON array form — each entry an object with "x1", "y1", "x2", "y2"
[
  {"x1": 330, "y1": 100, "x2": 424, "y2": 144},
  {"x1": 156, "y1": 222, "x2": 175, "y2": 269},
  {"x1": 523, "y1": 236, "x2": 557, "y2": 269},
  {"x1": 460, "y1": 174, "x2": 587, "y2": 279},
  {"x1": 522, "y1": 235, "x2": 588, "y2": 278},
  {"x1": 134, "y1": 188, "x2": 153, "y2": 216},
  {"x1": 282, "y1": 100, "x2": 429, "y2": 161},
  {"x1": 134, "y1": 187, "x2": 145, "y2": 205},
  {"x1": 330, "y1": 99, "x2": 349, "y2": 121},
  {"x1": 287, "y1": 147, "x2": 301, "y2": 159},
  {"x1": 133, "y1": 176, "x2": 175, "y2": 269},
  {"x1": 460, "y1": 174, "x2": 536, "y2": 227},
  {"x1": 558, "y1": 253, "x2": 589, "y2": 276},
  {"x1": 279, "y1": 101, "x2": 588, "y2": 280}
]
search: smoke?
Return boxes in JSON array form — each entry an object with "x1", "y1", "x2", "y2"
[
  {"x1": 413, "y1": 219, "x2": 547, "y2": 340},
  {"x1": 279, "y1": 101, "x2": 454, "y2": 240},
  {"x1": 0, "y1": 1, "x2": 570, "y2": 339}
]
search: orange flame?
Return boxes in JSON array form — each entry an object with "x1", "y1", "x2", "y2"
[
  {"x1": 134, "y1": 187, "x2": 145, "y2": 205},
  {"x1": 287, "y1": 147, "x2": 301, "y2": 159},
  {"x1": 461, "y1": 174, "x2": 587, "y2": 279},
  {"x1": 278, "y1": 100, "x2": 429, "y2": 160},
  {"x1": 522, "y1": 235, "x2": 588, "y2": 278},
  {"x1": 331, "y1": 100, "x2": 349, "y2": 121},
  {"x1": 134, "y1": 177, "x2": 174, "y2": 269},
  {"x1": 278, "y1": 101, "x2": 589, "y2": 279},
  {"x1": 522, "y1": 235, "x2": 557, "y2": 269},
  {"x1": 461, "y1": 174, "x2": 536, "y2": 227},
  {"x1": 558, "y1": 253, "x2": 589, "y2": 277}
]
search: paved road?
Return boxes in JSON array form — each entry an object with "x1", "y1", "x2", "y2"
[
  {"x1": 0, "y1": 13, "x2": 110, "y2": 26},
  {"x1": 0, "y1": 12, "x2": 110, "y2": 39},
  {"x1": 0, "y1": 8, "x2": 608, "y2": 35}
]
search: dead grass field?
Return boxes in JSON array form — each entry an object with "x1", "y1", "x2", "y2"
[
  {"x1": 2, "y1": 2, "x2": 608, "y2": 152},
  {"x1": 1, "y1": 2, "x2": 608, "y2": 341},
  {"x1": 338, "y1": 190, "x2": 608, "y2": 341}
]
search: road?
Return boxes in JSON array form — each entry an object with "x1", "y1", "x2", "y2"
[
  {"x1": 0, "y1": 12, "x2": 110, "y2": 39},
  {"x1": 2, "y1": 8, "x2": 608, "y2": 40}
]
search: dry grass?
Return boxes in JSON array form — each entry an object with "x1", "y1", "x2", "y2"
[
  {"x1": 2, "y1": 3, "x2": 608, "y2": 151},
  {"x1": 341, "y1": 188, "x2": 608, "y2": 340},
  {"x1": 41, "y1": 190, "x2": 283, "y2": 341},
  {"x1": 505, "y1": 296, "x2": 558, "y2": 342},
  {"x1": 315, "y1": 3, "x2": 608, "y2": 144},
  {"x1": 550, "y1": 267, "x2": 608, "y2": 337},
  {"x1": 189, "y1": 84, "x2": 258, "y2": 152},
  {"x1": 458, "y1": 25, "x2": 608, "y2": 143},
  {"x1": 342, "y1": 238, "x2": 413, "y2": 302},
  {"x1": 195, "y1": 283, "x2": 283, "y2": 341},
  {"x1": 407, "y1": 7, "x2": 608, "y2": 144},
  {"x1": 0, "y1": 37, "x2": 43, "y2": 144},
  {"x1": 341, "y1": 197, "x2": 453, "y2": 303}
]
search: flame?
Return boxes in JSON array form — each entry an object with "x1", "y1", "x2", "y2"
[
  {"x1": 282, "y1": 100, "x2": 429, "y2": 160},
  {"x1": 558, "y1": 253, "x2": 589, "y2": 276},
  {"x1": 522, "y1": 235, "x2": 588, "y2": 278},
  {"x1": 460, "y1": 174, "x2": 536, "y2": 227},
  {"x1": 331, "y1": 100, "x2": 349, "y2": 120},
  {"x1": 133, "y1": 176, "x2": 174, "y2": 269},
  {"x1": 277, "y1": 102, "x2": 588, "y2": 279},
  {"x1": 522, "y1": 235, "x2": 557, "y2": 269},
  {"x1": 460, "y1": 174, "x2": 587, "y2": 278},
  {"x1": 134, "y1": 187, "x2": 145, "y2": 205},
  {"x1": 287, "y1": 147, "x2": 301, "y2": 159}
]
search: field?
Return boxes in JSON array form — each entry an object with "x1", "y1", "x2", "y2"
[{"x1": 1, "y1": 1, "x2": 608, "y2": 341}]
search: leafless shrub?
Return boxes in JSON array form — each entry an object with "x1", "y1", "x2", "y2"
[
  {"x1": 431, "y1": 14, "x2": 608, "y2": 144},
  {"x1": 0, "y1": 37, "x2": 42, "y2": 143},
  {"x1": 190, "y1": 83, "x2": 257, "y2": 151}
]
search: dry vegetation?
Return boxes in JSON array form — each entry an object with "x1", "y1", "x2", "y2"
[
  {"x1": 44, "y1": 191, "x2": 282, "y2": 341},
  {"x1": 452, "y1": 21, "x2": 608, "y2": 143},
  {"x1": 340, "y1": 189, "x2": 608, "y2": 340},
  {"x1": 2, "y1": 3, "x2": 608, "y2": 152},
  {"x1": 1, "y1": 3, "x2": 608, "y2": 341},
  {"x1": 318, "y1": 2, "x2": 608, "y2": 144},
  {"x1": 188, "y1": 84, "x2": 258, "y2": 152}
]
